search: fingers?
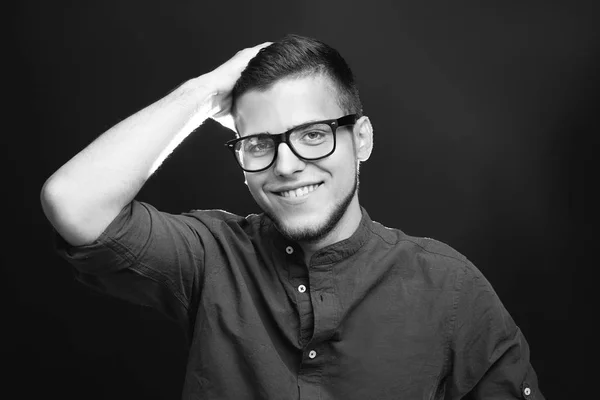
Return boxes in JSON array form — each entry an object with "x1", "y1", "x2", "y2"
[
  {"x1": 254, "y1": 41, "x2": 273, "y2": 50},
  {"x1": 237, "y1": 41, "x2": 273, "y2": 61},
  {"x1": 212, "y1": 41, "x2": 271, "y2": 83},
  {"x1": 235, "y1": 42, "x2": 272, "y2": 60},
  {"x1": 205, "y1": 40, "x2": 273, "y2": 131}
]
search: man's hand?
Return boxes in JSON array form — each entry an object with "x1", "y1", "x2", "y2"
[{"x1": 208, "y1": 42, "x2": 272, "y2": 131}]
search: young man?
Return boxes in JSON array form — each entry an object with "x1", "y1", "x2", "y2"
[{"x1": 41, "y1": 35, "x2": 544, "y2": 399}]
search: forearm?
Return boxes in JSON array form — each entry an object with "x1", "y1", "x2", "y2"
[{"x1": 41, "y1": 76, "x2": 218, "y2": 246}]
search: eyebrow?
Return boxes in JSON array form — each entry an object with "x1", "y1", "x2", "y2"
[{"x1": 243, "y1": 119, "x2": 325, "y2": 137}]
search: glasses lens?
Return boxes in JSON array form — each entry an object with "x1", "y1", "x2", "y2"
[
  {"x1": 233, "y1": 122, "x2": 336, "y2": 172},
  {"x1": 289, "y1": 122, "x2": 334, "y2": 159},
  {"x1": 234, "y1": 134, "x2": 276, "y2": 171}
]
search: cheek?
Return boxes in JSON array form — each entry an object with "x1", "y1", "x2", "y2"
[
  {"x1": 245, "y1": 176, "x2": 268, "y2": 201},
  {"x1": 337, "y1": 164, "x2": 356, "y2": 190},
  {"x1": 245, "y1": 178, "x2": 259, "y2": 194},
  {"x1": 330, "y1": 149, "x2": 358, "y2": 184}
]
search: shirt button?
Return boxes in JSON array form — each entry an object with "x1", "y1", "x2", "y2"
[
  {"x1": 308, "y1": 350, "x2": 317, "y2": 359},
  {"x1": 297, "y1": 284, "x2": 306, "y2": 293},
  {"x1": 285, "y1": 246, "x2": 294, "y2": 254},
  {"x1": 523, "y1": 386, "x2": 532, "y2": 397}
]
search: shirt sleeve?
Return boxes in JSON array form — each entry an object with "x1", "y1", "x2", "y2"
[
  {"x1": 53, "y1": 200, "x2": 206, "y2": 330},
  {"x1": 446, "y1": 264, "x2": 545, "y2": 400}
]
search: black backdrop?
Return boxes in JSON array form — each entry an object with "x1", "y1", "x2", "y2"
[{"x1": 6, "y1": 1, "x2": 595, "y2": 399}]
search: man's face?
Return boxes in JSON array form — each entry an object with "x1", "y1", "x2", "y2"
[{"x1": 234, "y1": 75, "x2": 371, "y2": 243}]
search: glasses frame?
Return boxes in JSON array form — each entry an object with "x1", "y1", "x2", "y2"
[{"x1": 225, "y1": 114, "x2": 358, "y2": 172}]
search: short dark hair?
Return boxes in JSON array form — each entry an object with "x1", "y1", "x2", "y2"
[{"x1": 231, "y1": 34, "x2": 363, "y2": 118}]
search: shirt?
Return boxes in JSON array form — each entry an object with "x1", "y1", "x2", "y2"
[{"x1": 55, "y1": 200, "x2": 544, "y2": 400}]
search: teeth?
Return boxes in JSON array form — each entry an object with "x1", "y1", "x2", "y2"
[{"x1": 280, "y1": 184, "x2": 320, "y2": 198}]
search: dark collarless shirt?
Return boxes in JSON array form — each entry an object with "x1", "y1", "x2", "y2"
[{"x1": 54, "y1": 200, "x2": 544, "y2": 400}]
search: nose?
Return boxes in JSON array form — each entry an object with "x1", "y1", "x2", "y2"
[{"x1": 272, "y1": 143, "x2": 306, "y2": 176}]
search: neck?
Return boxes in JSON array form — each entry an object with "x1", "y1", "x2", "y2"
[{"x1": 298, "y1": 196, "x2": 363, "y2": 264}]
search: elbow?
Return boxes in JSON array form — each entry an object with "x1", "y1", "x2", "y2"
[{"x1": 40, "y1": 178, "x2": 101, "y2": 247}]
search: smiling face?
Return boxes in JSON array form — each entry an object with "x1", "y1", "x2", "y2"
[{"x1": 234, "y1": 74, "x2": 373, "y2": 246}]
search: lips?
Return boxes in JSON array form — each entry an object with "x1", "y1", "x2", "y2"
[{"x1": 274, "y1": 183, "x2": 323, "y2": 198}]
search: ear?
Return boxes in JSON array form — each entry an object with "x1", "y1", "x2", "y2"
[{"x1": 353, "y1": 116, "x2": 374, "y2": 162}]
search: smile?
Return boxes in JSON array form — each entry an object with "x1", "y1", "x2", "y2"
[{"x1": 277, "y1": 183, "x2": 322, "y2": 198}]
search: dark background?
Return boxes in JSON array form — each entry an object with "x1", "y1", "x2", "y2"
[{"x1": 6, "y1": 1, "x2": 595, "y2": 398}]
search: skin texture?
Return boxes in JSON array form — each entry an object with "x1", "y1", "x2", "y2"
[{"x1": 234, "y1": 74, "x2": 373, "y2": 260}]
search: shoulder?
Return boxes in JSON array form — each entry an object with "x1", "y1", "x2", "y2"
[
  {"x1": 367, "y1": 218, "x2": 486, "y2": 292},
  {"x1": 369, "y1": 218, "x2": 469, "y2": 265}
]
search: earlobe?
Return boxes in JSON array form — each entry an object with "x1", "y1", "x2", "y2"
[{"x1": 355, "y1": 116, "x2": 374, "y2": 162}]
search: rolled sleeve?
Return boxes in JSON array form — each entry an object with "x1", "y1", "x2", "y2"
[
  {"x1": 54, "y1": 200, "x2": 206, "y2": 328},
  {"x1": 448, "y1": 265, "x2": 545, "y2": 400}
]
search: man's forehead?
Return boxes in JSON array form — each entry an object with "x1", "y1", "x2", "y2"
[{"x1": 234, "y1": 75, "x2": 341, "y2": 136}]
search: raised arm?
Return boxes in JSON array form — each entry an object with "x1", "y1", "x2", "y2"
[{"x1": 40, "y1": 42, "x2": 270, "y2": 247}]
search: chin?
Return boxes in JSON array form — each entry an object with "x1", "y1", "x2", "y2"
[
  {"x1": 274, "y1": 213, "x2": 333, "y2": 243},
  {"x1": 268, "y1": 187, "x2": 356, "y2": 243},
  {"x1": 253, "y1": 171, "x2": 360, "y2": 244}
]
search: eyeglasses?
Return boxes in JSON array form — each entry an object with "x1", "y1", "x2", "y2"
[{"x1": 225, "y1": 114, "x2": 358, "y2": 172}]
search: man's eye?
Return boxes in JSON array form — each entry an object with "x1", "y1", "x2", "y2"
[
  {"x1": 299, "y1": 130, "x2": 327, "y2": 144},
  {"x1": 254, "y1": 143, "x2": 269, "y2": 151},
  {"x1": 305, "y1": 131, "x2": 324, "y2": 140},
  {"x1": 246, "y1": 139, "x2": 273, "y2": 153}
]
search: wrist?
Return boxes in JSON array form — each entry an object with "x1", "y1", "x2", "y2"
[{"x1": 170, "y1": 76, "x2": 219, "y2": 115}]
